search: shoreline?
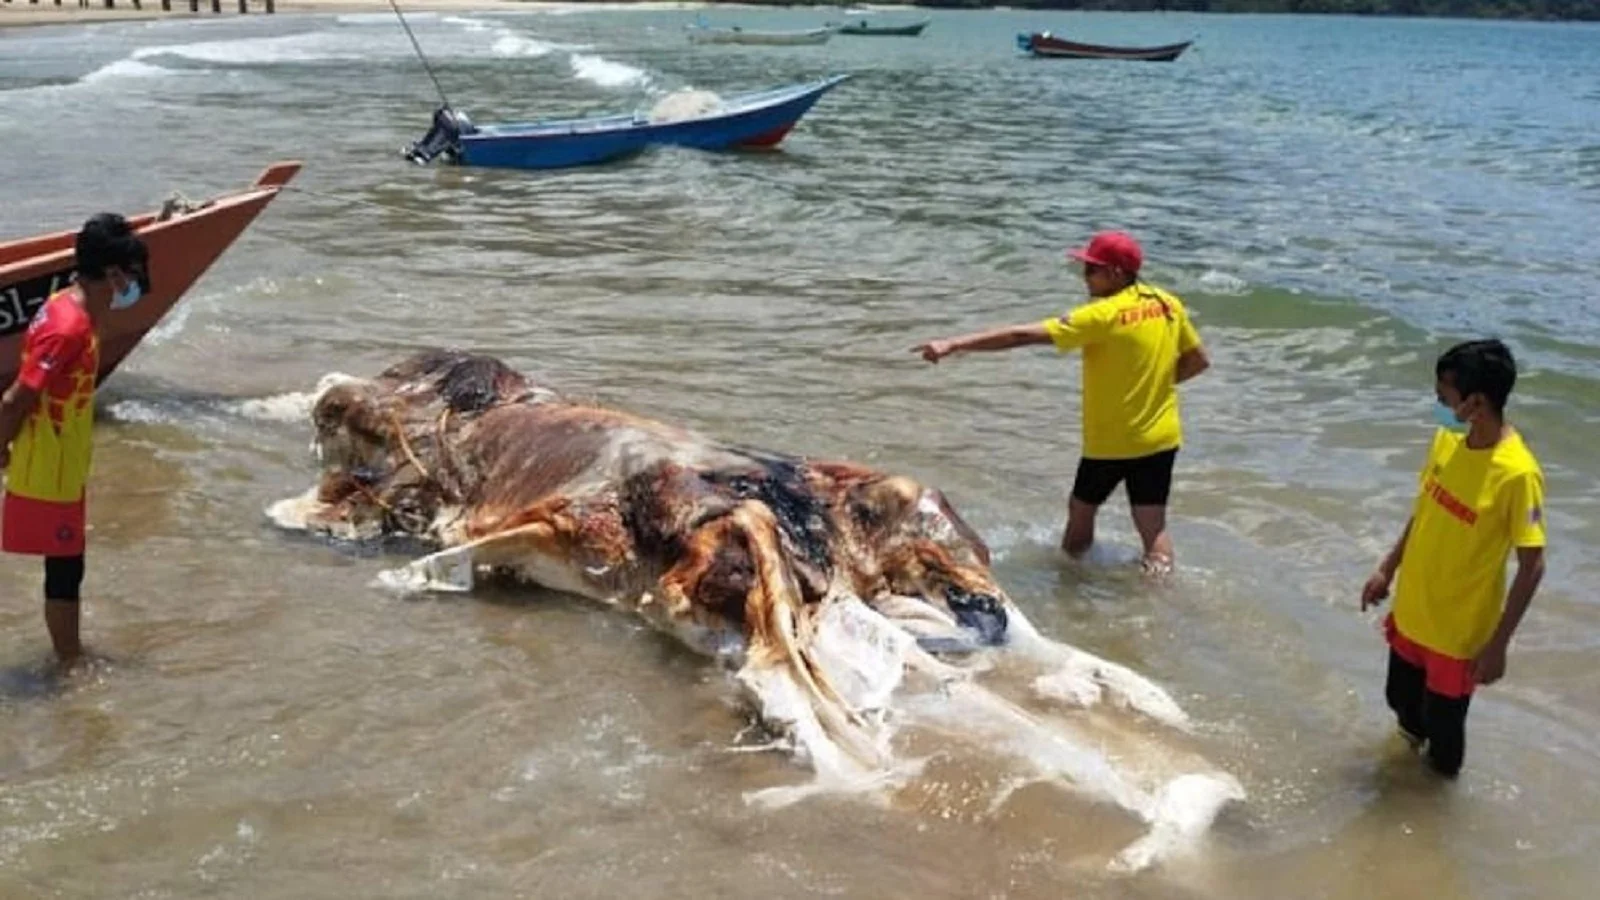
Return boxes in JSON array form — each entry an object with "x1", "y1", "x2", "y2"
[
  {"x1": 0, "y1": 1, "x2": 709, "y2": 30},
  {"x1": 4, "y1": 0, "x2": 1595, "y2": 30}
]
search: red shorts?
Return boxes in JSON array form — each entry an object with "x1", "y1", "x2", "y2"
[
  {"x1": 1385, "y1": 613, "x2": 1474, "y2": 699},
  {"x1": 2, "y1": 492, "x2": 87, "y2": 557}
]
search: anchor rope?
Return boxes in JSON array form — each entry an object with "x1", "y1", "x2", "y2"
[{"x1": 386, "y1": 0, "x2": 452, "y2": 110}]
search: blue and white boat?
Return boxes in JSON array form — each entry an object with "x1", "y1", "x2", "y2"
[{"x1": 403, "y1": 75, "x2": 851, "y2": 171}]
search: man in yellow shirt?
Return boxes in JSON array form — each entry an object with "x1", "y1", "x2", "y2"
[
  {"x1": 1361, "y1": 339, "x2": 1546, "y2": 778},
  {"x1": 913, "y1": 231, "x2": 1210, "y2": 573}
]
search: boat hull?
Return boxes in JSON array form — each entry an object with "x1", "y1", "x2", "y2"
[
  {"x1": 1017, "y1": 32, "x2": 1191, "y2": 62},
  {"x1": 835, "y1": 20, "x2": 928, "y2": 36},
  {"x1": 687, "y1": 26, "x2": 833, "y2": 45},
  {"x1": 442, "y1": 75, "x2": 849, "y2": 171},
  {"x1": 0, "y1": 161, "x2": 301, "y2": 388}
]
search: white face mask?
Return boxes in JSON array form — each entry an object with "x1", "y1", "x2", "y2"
[
  {"x1": 1433, "y1": 399, "x2": 1468, "y2": 433},
  {"x1": 110, "y1": 278, "x2": 143, "y2": 310},
  {"x1": 108, "y1": 265, "x2": 148, "y2": 310}
]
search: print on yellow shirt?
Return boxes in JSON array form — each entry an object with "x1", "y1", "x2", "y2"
[
  {"x1": 1392, "y1": 428, "x2": 1546, "y2": 660},
  {"x1": 5, "y1": 296, "x2": 100, "y2": 505},
  {"x1": 1041, "y1": 284, "x2": 1201, "y2": 460}
]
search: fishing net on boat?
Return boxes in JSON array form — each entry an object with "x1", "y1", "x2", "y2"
[{"x1": 646, "y1": 89, "x2": 724, "y2": 124}]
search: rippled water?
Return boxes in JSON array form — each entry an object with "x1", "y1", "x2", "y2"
[{"x1": 2, "y1": 8, "x2": 1599, "y2": 898}]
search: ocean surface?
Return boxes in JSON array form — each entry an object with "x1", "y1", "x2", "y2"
[{"x1": 2, "y1": 6, "x2": 1598, "y2": 898}]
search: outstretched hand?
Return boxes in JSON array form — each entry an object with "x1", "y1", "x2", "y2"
[
  {"x1": 913, "y1": 339, "x2": 955, "y2": 364},
  {"x1": 1360, "y1": 570, "x2": 1392, "y2": 611}
]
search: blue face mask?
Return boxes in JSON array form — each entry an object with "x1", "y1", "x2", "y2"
[
  {"x1": 1433, "y1": 399, "x2": 1467, "y2": 433},
  {"x1": 110, "y1": 278, "x2": 143, "y2": 311}
]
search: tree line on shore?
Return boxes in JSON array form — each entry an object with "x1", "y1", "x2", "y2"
[{"x1": 767, "y1": 0, "x2": 1597, "y2": 20}]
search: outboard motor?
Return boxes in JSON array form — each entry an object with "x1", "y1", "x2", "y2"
[{"x1": 403, "y1": 107, "x2": 476, "y2": 165}]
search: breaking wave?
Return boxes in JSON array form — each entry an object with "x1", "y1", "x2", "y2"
[
  {"x1": 334, "y1": 11, "x2": 439, "y2": 26},
  {"x1": 1198, "y1": 269, "x2": 1251, "y2": 295},
  {"x1": 130, "y1": 31, "x2": 392, "y2": 66},
  {"x1": 16, "y1": 14, "x2": 636, "y2": 98},
  {"x1": 104, "y1": 400, "x2": 177, "y2": 426},
  {"x1": 79, "y1": 59, "x2": 173, "y2": 85},
  {"x1": 228, "y1": 374, "x2": 362, "y2": 423},
  {"x1": 142, "y1": 300, "x2": 198, "y2": 347},
  {"x1": 492, "y1": 34, "x2": 560, "y2": 59},
  {"x1": 569, "y1": 53, "x2": 651, "y2": 89}
]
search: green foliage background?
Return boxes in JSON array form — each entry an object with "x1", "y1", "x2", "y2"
[{"x1": 823, "y1": 0, "x2": 1598, "y2": 20}]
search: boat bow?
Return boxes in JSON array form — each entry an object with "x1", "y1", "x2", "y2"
[{"x1": 0, "y1": 161, "x2": 301, "y2": 387}]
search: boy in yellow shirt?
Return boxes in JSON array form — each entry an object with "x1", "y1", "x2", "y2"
[
  {"x1": 1361, "y1": 339, "x2": 1547, "y2": 778},
  {"x1": 913, "y1": 231, "x2": 1210, "y2": 573}
]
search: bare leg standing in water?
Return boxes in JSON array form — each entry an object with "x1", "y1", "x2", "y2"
[
  {"x1": 1060, "y1": 447, "x2": 1180, "y2": 574},
  {"x1": 43, "y1": 556, "x2": 86, "y2": 667},
  {"x1": 914, "y1": 231, "x2": 1207, "y2": 575}
]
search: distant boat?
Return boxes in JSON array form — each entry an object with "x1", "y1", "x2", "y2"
[
  {"x1": 1016, "y1": 32, "x2": 1192, "y2": 62},
  {"x1": 686, "y1": 24, "x2": 834, "y2": 46},
  {"x1": 0, "y1": 161, "x2": 300, "y2": 389},
  {"x1": 832, "y1": 18, "x2": 930, "y2": 37},
  {"x1": 403, "y1": 75, "x2": 850, "y2": 171}
]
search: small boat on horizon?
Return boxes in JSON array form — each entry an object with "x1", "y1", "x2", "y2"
[
  {"x1": 686, "y1": 24, "x2": 834, "y2": 46},
  {"x1": 402, "y1": 75, "x2": 851, "y2": 172},
  {"x1": 0, "y1": 161, "x2": 301, "y2": 389},
  {"x1": 1016, "y1": 32, "x2": 1192, "y2": 62},
  {"x1": 830, "y1": 18, "x2": 930, "y2": 37}
]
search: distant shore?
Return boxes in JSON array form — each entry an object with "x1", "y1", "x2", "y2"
[
  {"x1": 0, "y1": 0, "x2": 589, "y2": 31},
  {"x1": 0, "y1": 0, "x2": 726, "y2": 30},
  {"x1": 2, "y1": 0, "x2": 1593, "y2": 30}
]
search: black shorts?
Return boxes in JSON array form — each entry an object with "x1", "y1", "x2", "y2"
[
  {"x1": 44, "y1": 555, "x2": 85, "y2": 602},
  {"x1": 1071, "y1": 448, "x2": 1178, "y2": 507}
]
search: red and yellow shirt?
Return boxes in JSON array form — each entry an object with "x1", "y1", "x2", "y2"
[
  {"x1": 1041, "y1": 283, "x2": 1202, "y2": 460},
  {"x1": 6, "y1": 291, "x2": 99, "y2": 506},
  {"x1": 1392, "y1": 427, "x2": 1546, "y2": 659}
]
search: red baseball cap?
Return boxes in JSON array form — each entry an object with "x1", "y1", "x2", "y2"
[{"x1": 1068, "y1": 231, "x2": 1143, "y2": 274}]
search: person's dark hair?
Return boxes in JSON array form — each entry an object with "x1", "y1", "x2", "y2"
[
  {"x1": 75, "y1": 213, "x2": 148, "y2": 282},
  {"x1": 1437, "y1": 339, "x2": 1517, "y2": 415}
]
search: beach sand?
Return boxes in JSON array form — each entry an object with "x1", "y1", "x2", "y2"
[{"x1": 0, "y1": 0, "x2": 708, "y2": 30}]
